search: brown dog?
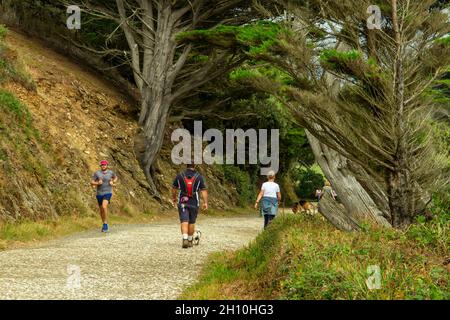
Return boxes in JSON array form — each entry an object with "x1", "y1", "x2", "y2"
[{"x1": 292, "y1": 200, "x2": 318, "y2": 215}]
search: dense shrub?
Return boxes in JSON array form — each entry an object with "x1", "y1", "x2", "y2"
[
  {"x1": 222, "y1": 165, "x2": 256, "y2": 206},
  {"x1": 293, "y1": 167, "x2": 324, "y2": 200}
]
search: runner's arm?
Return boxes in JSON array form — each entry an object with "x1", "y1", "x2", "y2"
[
  {"x1": 201, "y1": 189, "x2": 208, "y2": 210},
  {"x1": 110, "y1": 173, "x2": 118, "y2": 186},
  {"x1": 91, "y1": 174, "x2": 102, "y2": 186},
  {"x1": 197, "y1": 176, "x2": 208, "y2": 210}
]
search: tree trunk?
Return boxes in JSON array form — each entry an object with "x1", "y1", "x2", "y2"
[
  {"x1": 306, "y1": 130, "x2": 391, "y2": 229},
  {"x1": 134, "y1": 86, "x2": 173, "y2": 200},
  {"x1": 318, "y1": 192, "x2": 360, "y2": 231},
  {"x1": 134, "y1": 2, "x2": 177, "y2": 199},
  {"x1": 389, "y1": 0, "x2": 418, "y2": 228}
]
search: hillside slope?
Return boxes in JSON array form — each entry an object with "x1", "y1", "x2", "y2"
[{"x1": 0, "y1": 30, "x2": 239, "y2": 222}]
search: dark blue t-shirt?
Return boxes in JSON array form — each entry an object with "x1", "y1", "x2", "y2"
[{"x1": 172, "y1": 169, "x2": 207, "y2": 207}]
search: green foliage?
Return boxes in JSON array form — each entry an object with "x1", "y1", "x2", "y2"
[
  {"x1": 436, "y1": 35, "x2": 450, "y2": 45},
  {"x1": 178, "y1": 21, "x2": 282, "y2": 56},
  {"x1": 0, "y1": 89, "x2": 49, "y2": 185},
  {"x1": 320, "y1": 49, "x2": 362, "y2": 64},
  {"x1": 280, "y1": 128, "x2": 314, "y2": 170},
  {"x1": 282, "y1": 260, "x2": 355, "y2": 299},
  {"x1": 0, "y1": 148, "x2": 7, "y2": 161},
  {"x1": 221, "y1": 165, "x2": 256, "y2": 206},
  {"x1": 293, "y1": 167, "x2": 324, "y2": 200},
  {"x1": 229, "y1": 64, "x2": 294, "y2": 85},
  {"x1": 191, "y1": 54, "x2": 209, "y2": 63},
  {"x1": 406, "y1": 212, "x2": 449, "y2": 255},
  {"x1": 229, "y1": 68, "x2": 261, "y2": 81},
  {"x1": 79, "y1": 20, "x2": 122, "y2": 48},
  {"x1": 430, "y1": 190, "x2": 450, "y2": 216},
  {"x1": 0, "y1": 89, "x2": 33, "y2": 129},
  {"x1": 319, "y1": 49, "x2": 370, "y2": 77},
  {"x1": 0, "y1": 25, "x2": 7, "y2": 40},
  {"x1": 405, "y1": 191, "x2": 449, "y2": 255}
]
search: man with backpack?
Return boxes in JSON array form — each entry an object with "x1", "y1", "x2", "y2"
[{"x1": 172, "y1": 163, "x2": 208, "y2": 248}]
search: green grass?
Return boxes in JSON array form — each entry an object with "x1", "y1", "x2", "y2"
[
  {"x1": 0, "y1": 89, "x2": 48, "y2": 183},
  {"x1": 0, "y1": 89, "x2": 31, "y2": 123},
  {"x1": 0, "y1": 25, "x2": 7, "y2": 40},
  {"x1": 182, "y1": 213, "x2": 449, "y2": 300}
]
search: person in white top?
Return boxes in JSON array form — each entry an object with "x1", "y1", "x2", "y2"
[{"x1": 254, "y1": 170, "x2": 281, "y2": 228}]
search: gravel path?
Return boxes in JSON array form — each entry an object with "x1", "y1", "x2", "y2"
[{"x1": 0, "y1": 215, "x2": 262, "y2": 299}]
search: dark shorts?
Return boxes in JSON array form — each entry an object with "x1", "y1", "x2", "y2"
[
  {"x1": 96, "y1": 193, "x2": 112, "y2": 206},
  {"x1": 178, "y1": 204, "x2": 199, "y2": 224}
]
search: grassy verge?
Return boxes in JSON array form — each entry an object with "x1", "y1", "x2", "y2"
[
  {"x1": 181, "y1": 213, "x2": 449, "y2": 300},
  {"x1": 0, "y1": 211, "x2": 159, "y2": 251}
]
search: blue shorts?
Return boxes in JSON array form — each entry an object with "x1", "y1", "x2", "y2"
[
  {"x1": 178, "y1": 204, "x2": 199, "y2": 224},
  {"x1": 96, "y1": 193, "x2": 112, "y2": 206}
]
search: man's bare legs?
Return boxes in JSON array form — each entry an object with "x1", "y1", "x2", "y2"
[
  {"x1": 188, "y1": 224, "x2": 195, "y2": 237},
  {"x1": 99, "y1": 199, "x2": 108, "y2": 224},
  {"x1": 181, "y1": 222, "x2": 189, "y2": 235},
  {"x1": 180, "y1": 222, "x2": 196, "y2": 248},
  {"x1": 180, "y1": 223, "x2": 195, "y2": 237}
]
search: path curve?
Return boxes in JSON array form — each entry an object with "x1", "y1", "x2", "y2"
[{"x1": 0, "y1": 215, "x2": 262, "y2": 299}]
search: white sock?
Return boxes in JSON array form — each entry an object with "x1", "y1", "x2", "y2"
[
  {"x1": 182, "y1": 234, "x2": 188, "y2": 240},
  {"x1": 188, "y1": 236, "x2": 193, "y2": 241}
]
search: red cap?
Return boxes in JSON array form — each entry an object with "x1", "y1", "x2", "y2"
[{"x1": 100, "y1": 160, "x2": 109, "y2": 166}]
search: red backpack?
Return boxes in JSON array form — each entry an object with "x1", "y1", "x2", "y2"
[{"x1": 182, "y1": 172, "x2": 199, "y2": 198}]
